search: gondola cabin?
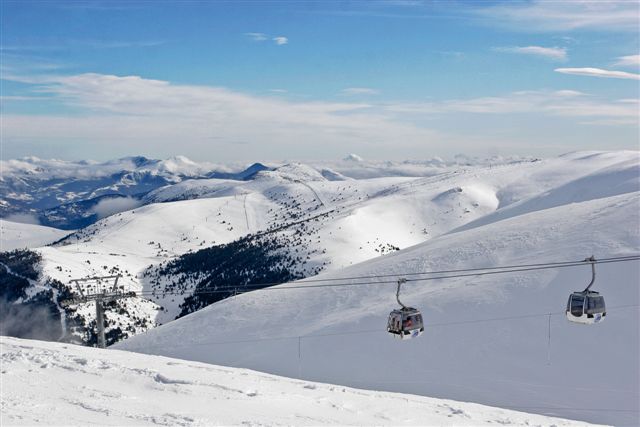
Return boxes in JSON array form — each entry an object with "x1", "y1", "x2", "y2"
[
  {"x1": 387, "y1": 307, "x2": 424, "y2": 339},
  {"x1": 566, "y1": 290, "x2": 606, "y2": 324}
]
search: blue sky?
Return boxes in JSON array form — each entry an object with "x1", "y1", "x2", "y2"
[{"x1": 1, "y1": 0, "x2": 638, "y2": 161}]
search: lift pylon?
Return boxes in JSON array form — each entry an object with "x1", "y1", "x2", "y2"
[{"x1": 60, "y1": 275, "x2": 136, "y2": 348}]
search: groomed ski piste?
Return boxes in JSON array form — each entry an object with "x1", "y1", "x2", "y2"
[
  {"x1": 0, "y1": 336, "x2": 605, "y2": 426},
  {"x1": 1, "y1": 151, "x2": 639, "y2": 426}
]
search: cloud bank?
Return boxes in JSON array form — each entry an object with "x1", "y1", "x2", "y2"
[
  {"x1": 555, "y1": 67, "x2": 640, "y2": 80},
  {"x1": 1, "y1": 73, "x2": 436, "y2": 160},
  {"x1": 272, "y1": 36, "x2": 288, "y2": 45},
  {"x1": 245, "y1": 33, "x2": 288, "y2": 45},
  {"x1": 341, "y1": 87, "x2": 379, "y2": 95},
  {"x1": 494, "y1": 46, "x2": 567, "y2": 61},
  {"x1": 385, "y1": 90, "x2": 638, "y2": 119},
  {"x1": 475, "y1": 0, "x2": 639, "y2": 32},
  {"x1": 90, "y1": 197, "x2": 143, "y2": 219},
  {"x1": 2, "y1": 72, "x2": 637, "y2": 160},
  {"x1": 244, "y1": 32, "x2": 267, "y2": 42},
  {"x1": 613, "y1": 55, "x2": 640, "y2": 68},
  {"x1": 4, "y1": 213, "x2": 41, "y2": 225}
]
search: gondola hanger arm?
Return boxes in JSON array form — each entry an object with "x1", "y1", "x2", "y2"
[
  {"x1": 583, "y1": 256, "x2": 596, "y2": 292},
  {"x1": 396, "y1": 278, "x2": 408, "y2": 309}
]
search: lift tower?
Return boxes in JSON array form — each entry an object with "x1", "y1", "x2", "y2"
[{"x1": 60, "y1": 275, "x2": 136, "y2": 348}]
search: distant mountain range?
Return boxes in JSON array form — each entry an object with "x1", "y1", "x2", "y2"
[
  {"x1": 0, "y1": 156, "x2": 270, "y2": 229},
  {"x1": 1, "y1": 154, "x2": 541, "y2": 230}
]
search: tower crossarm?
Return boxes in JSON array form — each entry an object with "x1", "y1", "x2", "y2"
[{"x1": 60, "y1": 290, "x2": 136, "y2": 307}]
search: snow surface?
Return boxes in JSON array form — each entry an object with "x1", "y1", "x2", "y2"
[
  {"x1": 116, "y1": 151, "x2": 640, "y2": 426},
  {"x1": 0, "y1": 219, "x2": 69, "y2": 251},
  {"x1": 0, "y1": 336, "x2": 602, "y2": 426}
]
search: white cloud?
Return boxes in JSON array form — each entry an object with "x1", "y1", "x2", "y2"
[
  {"x1": 244, "y1": 32, "x2": 267, "y2": 42},
  {"x1": 494, "y1": 46, "x2": 567, "y2": 61},
  {"x1": 613, "y1": 55, "x2": 640, "y2": 68},
  {"x1": 90, "y1": 197, "x2": 143, "y2": 219},
  {"x1": 579, "y1": 118, "x2": 640, "y2": 126},
  {"x1": 0, "y1": 95, "x2": 49, "y2": 102},
  {"x1": 1, "y1": 73, "x2": 437, "y2": 160},
  {"x1": 341, "y1": 87, "x2": 379, "y2": 95},
  {"x1": 553, "y1": 90, "x2": 585, "y2": 98},
  {"x1": 555, "y1": 67, "x2": 640, "y2": 80},
  {"x1": 343, "y1": 153, "x2": 364, "y2": 162},
  {"x1": 4, "y1": 213, "x2": 40, "y2": 225},
  {"x1": 245, "y1": 33, "x2": 288, "y2": 45},
  {"x1": 3, "y1": 72, "x2": 636, "y2": 161},
  {"x1": 386, "y1": 90, "x2": 638, "y2": 120},
  {"x1": 475, "y1": 0, "x2": 639, "y2": 31},
  {"x1": 273, "y1": 36, "x2": 288, "y2": 45}
]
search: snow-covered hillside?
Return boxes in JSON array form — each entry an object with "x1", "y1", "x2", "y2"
[
  {"x1": 34, "y1": 153, "x2": 637, "y2": 319},
  {"x1": 117, "y1": 151, "x2": 640, "y2": 426},
  {"x1": 0, "y1": 154, "x2": 535, "y2": 229},
  {"x1": 2, "y1": 151, "x2": 637, "y2": 346},
  {"x1": 0, "y1": 219, "x2": 69, "y2": 251},
  {"x1": 1, "y1": 336, "x2": 602, "y2": 426}
]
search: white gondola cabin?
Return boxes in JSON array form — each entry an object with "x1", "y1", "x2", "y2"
[
  {"x1": 387, "y1": 278, "x2": 424, "y2": 340},
  {"x1": 387, "y1": 307, "x2": 424, "y2": 339},
  {"x1": 566, "y1": 256, "x2": 606, "y2": 325},
  {"x1": 566, "y1": 290, "x2": 606, "y2": 324}
]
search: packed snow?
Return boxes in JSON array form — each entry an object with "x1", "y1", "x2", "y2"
[{"x1": 0, "y1": 336, "x2": 602, "y2": 426}]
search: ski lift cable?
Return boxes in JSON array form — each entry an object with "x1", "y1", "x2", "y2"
[
  {"x1": 135, "y1": 255, "x2": 640, "y2": 297},
  {"x1": 136, "y1": 259, "x2": 637, "y2": 299},
  {"x1": 139, "y1": 254, "x2": 640, "y2": 295},
  {"x1": 136, "y1": 255, "x2": 639, "y2": 296},
  {"x1": 135, "y1": 304, "x2": 639, "y2": 350}
]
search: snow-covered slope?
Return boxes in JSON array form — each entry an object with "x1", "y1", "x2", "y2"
[
  {"x1": 117, "y1": 153, "x2": 640, "y2": 426},
  {"x1": 37, "y1": 153, "x2": 637, "y2": 316},
  {"x1": 0, "y1": 219, "x2": 69, "y2": 251},
  {"x1": 2, "y1": 151, "x2": 633, "y2": 345},
  {"x1": 1, "y1": 336, "x2": 602, "y2": 426}
]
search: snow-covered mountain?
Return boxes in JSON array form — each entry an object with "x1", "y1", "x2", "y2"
[
  {"x1": 113, "y1": 151, "x2": 640, "y2": 426},
  {"x1": 1, "y1": 336, "x2": 602, "y2": 426},
  {"x1": 2, "y1": 151, "x2": 639, "y2": 425},
  {"x1": 0, "y1": 156, "x2": 268, "y2": 229},
  {"x1": 12, "y1": 155, "x2": 559, "y2": 338},
  {"x1": 3, "y1": 152, "x2": 637, "y2": 346},
  {"x1": 0, "y1": 154, "x2": 532, "y2": 230}
]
